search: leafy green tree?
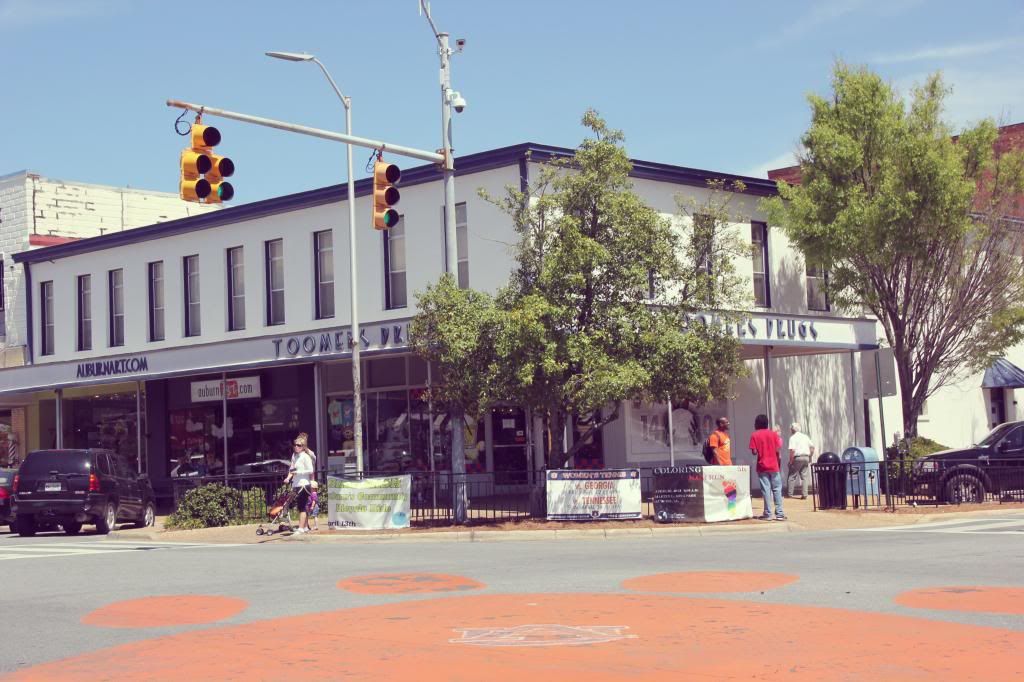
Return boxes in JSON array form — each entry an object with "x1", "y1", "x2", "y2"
[
  {"x1": 764, "y1": 63, "x2": 1024, "y2": 439},
  {"x1": 415, "y1": 110, "x2": 747, "y2": 470}
]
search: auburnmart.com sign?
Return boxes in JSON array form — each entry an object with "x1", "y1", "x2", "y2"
[{"x1": 191, "y1": 376, "x2": 262, "y2": 402}]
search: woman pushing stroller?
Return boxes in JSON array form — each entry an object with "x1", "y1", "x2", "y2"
[{"x1": 284, "y1": 432, "x2": 316, "y2": 534}]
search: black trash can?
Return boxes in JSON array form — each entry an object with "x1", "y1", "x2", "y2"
[{"x1": 815, "y1": 452, "x2": 847, "y2": 510}]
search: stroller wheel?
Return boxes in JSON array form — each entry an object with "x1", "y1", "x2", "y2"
[
  {"x1": 256, "y1": 527, "x2": 265, "y2": 536},
  {"x1": 279, "y1": 524, "x2": 290, "y2": 532}
]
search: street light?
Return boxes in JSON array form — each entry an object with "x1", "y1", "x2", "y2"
[{"x1": 266, "y1": 50, "x2": 364, "y2": 474}]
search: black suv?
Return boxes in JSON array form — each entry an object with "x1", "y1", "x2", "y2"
[
  {"x1": 13, "y1": 449, "x2": 156, "y2": 537},
  {"x1": 913, "y1": 421, "x2": 1024, "y2": 503}
]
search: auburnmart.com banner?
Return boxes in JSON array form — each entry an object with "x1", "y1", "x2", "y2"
[
  {"x1": 546, "y1": 469, "x2": 642, "y2": 521},
  {"x1": 652, "y1": 465, "x2": 753, "y2": 523},
  {"x1": 327, "y1": 475, "x2": 411, "y2": 530}
]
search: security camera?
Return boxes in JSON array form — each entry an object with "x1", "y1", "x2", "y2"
[
  {"x1": 450, "y1": 91, "x2": 467, "y2": 113},
  {"x1": 455, "y1": 38, "x2": 466, "y2": 50}
]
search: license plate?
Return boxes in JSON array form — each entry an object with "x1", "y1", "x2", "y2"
[{"x1": 44, "y1": 482, "x2": 62, "y2": 492}]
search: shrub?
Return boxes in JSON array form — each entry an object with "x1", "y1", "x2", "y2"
[
  {"x1": 167, "y1": 483, "x2": 243, "y2": 529},
  {"x1": 886, "y1": 436, "x2": 949, "y2": 462}
]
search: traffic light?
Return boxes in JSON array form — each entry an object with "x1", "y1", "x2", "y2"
[
  {"x1": 373, "y1": 159, "x2": 401, "y2": 230},
  {"x1": 179, "y1": 122, "x2": 234, "y2": 203}
]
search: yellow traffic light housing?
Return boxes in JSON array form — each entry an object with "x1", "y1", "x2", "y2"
[
  {"x1": 179, "y1": 121, "x2": 234, "y2": 203},
  {"x1": 373, "y1": 159, "x2": 401, "y2": 230}
]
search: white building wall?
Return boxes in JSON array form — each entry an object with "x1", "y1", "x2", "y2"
[{"x1": 0, "y1": 171, "x2": 218, "y2": 362}]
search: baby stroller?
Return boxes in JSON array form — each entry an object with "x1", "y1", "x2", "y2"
[{"x1": 256, "y1": 487, "x2": 298, "y2": 536}]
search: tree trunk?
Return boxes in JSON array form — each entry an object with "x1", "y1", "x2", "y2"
[{"x1": 449, "y1": 404, "x2": 467, "y2": 524}]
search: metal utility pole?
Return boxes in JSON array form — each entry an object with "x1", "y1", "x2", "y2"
[{"x1": 422, "y1": 0, "x2": 467, "y2": 524}]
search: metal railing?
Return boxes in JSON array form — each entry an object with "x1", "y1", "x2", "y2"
[{"x1": 812, "y1": 458, "x2": 1024, "y2": 511}]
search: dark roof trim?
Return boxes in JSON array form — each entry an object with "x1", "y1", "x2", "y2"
[
  {"x1": 982, "y1": 357, "x2": 1024, "y2": 389},
  {"x1": 14, "y1": 143, "x2": 777, "y2": 264}
]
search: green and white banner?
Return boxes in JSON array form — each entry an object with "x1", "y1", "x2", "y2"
[{"x1": 327, "y1": 475, "x2": 411, "y2": 530}]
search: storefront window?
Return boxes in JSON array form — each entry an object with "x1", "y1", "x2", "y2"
[
  {"x1": 63, "y1": 391, "x2": 145, "y2": 472},
  {"x1": 572, "y1": 411, "x2": 604, "y2": 470},
  {"x1": 0, "y1": 410, "x2": 14, "y2": 467},
  {"x1": 366, "y1": 390, "x2": 411, "y2": 472}
]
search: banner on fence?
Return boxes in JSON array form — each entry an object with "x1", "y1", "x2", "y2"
[
  {"x1": 327, "y1": 475, "x2": 411, "y2": 530},
  {"x1": 546, "y1": 469, "x2": 642, "y2": 521},
  {"x1": 653, "y1": 465, "x2": 752, "y2": 523}
]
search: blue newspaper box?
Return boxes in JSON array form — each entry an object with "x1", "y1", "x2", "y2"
[{"x1": 841, "y1": 446, "x2": 882, "y2": 499}]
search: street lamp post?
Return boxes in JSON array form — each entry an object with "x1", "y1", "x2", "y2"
[{"x1": 266, "y1": 51, "x2": 364, "y2": 474}]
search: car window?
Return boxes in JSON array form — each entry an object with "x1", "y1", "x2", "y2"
[
  {"x1": 20, "y1": 451, "x2": 91, "y2": 476},
  {"x1": 978, "y1": 423, "x2": 1014, "y2": 447},
  {"x1": 1000, "y1": 427, "x2": 1024, "y2": 451},
  {"x1": 96, "y1": 454, "x2": 112, "y2": 476},
  {"x1": 114, "y1": 456, "x2": 136, "y2": 478},
  {"x1": 0, "y1": 473, "x2": 10, "y2": 485}
]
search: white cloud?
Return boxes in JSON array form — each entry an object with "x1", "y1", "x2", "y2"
[
  {"x1": 893, "y1": 67, "x2": 1024, "y2": 128},
  {"x1": 742, "y1": 150, "x2": 798, "y2": 179},
  {"x1": 758, "y1": 0, "x2": 924, "y2": 49},
  {"x1": 0, "y1": 0, "x2": 129, "y2": 30},
  {"x1": 872, "y1": 40, "x2": 1016, "y2": 65}
]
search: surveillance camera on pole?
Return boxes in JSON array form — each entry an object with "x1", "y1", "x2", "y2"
[{"x1": 449, "y1": 91, "x2": 467, "y2": 114}]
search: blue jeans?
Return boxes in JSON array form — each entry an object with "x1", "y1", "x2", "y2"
[{"x1": 758, "y1": 471, "x2": 784, "y2": 518}]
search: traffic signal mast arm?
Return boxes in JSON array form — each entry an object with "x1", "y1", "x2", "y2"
[{"x1": 167, "y1": 99, "x2": 446, "y2": 165}]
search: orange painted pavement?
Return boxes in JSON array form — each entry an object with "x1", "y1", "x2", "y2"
[
  {"x1": 81, "y1": 596, "x2": 249, "y2": 629},
  {"x1": 895, "y1": 586, "x2": 1024, "y2": 615},
  {"x1": 15, "y1": 593, "x2": 1024, "y2": 680},
  {"x1": 622, "y1": 570, "x2": 799, "y2": 593},
  {"x1": 337, "y1": 572, "x2": 486, "y2": 594}
]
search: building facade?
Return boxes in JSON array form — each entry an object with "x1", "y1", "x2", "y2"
[
  {"x1": 0, "y1": 171, "x2": 218, "y2": 465},
  {"x1": 1, "y1": 145, "x2": 880, "y2": 501}
]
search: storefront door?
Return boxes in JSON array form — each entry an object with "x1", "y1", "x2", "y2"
[{"x1": 491, "y1": 407, "x2": 529, "y2": 486}]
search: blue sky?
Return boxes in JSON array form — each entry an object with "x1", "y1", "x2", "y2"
[{"x1": 2, "y1": 0, "x2": 1022, "y2": 203}]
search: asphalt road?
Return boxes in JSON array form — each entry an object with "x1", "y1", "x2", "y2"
[{"x1": 3, "y1": 515, "x2": 1024, "y2": 679}]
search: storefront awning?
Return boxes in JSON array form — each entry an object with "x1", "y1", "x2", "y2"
[{"x1": 981, "y1": 358, "x2": 1024, "y2": 389}]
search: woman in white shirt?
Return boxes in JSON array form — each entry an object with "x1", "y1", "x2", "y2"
[{"x1": 284, "y1": 432, "x2": 316, "y2": 534}]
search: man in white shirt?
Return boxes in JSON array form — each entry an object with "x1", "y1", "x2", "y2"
[
  {"x1": 284, "y1": 432, "x2": 316, "y2": 534},
  {"x1": 787, "y1": 423, "x2": 815, "y2": 499}
]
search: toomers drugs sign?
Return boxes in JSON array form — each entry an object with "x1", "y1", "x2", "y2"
[{"x1": 546, "y1": 469, "x2": 642, "y2": 521}]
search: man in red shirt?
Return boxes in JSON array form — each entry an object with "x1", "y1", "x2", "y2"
[{"x1": 749, "y1": 413, "x2": 785, "y2": 520}]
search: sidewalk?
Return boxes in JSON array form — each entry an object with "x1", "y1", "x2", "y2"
[{"x1": 109, "y1": 497, "x2": 1024, "y2": 545}]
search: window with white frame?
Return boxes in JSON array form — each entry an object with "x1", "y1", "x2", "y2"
[
  {"x1": 109, "y1": 269, "x2": 124, "y2": 347},
  {"x1": 149, "y1": 261, "x2": 165, "y2": 342},
  {"x1": 40, "y1": 280, "x2": 54, "y2": 356},
  {"x1": 227, "y1": 246, "x2": 245, "y2": 331},
  {"x1": 314, "y1": 230, "x2": 334, "y2": 319},
  {"x1": 751, "y1": 221, "x2": 770, "y2": 307},
  {"x1": 384, "y1": 217, "x2": 407, "y2": 309},
  {"x1": 184, "y1": 254, "x2": 201, "y2": 337},
  {"x1": 440, "y1": 204, "x2": 470, "y2": 289},
  {"x1": 77, "y1": 274, "x2": 92, "y2": 351},
  {"x1": 807, "y1": 264, "x2": 830, "y2": 311},
  {"x1": 265, "y1": 239, "x2": 285, "y2": 325}
]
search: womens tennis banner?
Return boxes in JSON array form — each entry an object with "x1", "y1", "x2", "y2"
[
  {"x1": 327, "y1": 475, "x2": 411, "y2": 530},
  {"x1": 652, "y1": 465, "x2": 752, "y2": 523},
  {"x1": 546, "y1": 469, "x2": 642, "y2": 521}
]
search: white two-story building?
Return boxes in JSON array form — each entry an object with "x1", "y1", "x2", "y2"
[{"x1": 0, "y1": 144, "x2": 883, "y2": 501}]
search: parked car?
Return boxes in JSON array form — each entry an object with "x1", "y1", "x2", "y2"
[
  {"x1": 912, "y1": 421, "x2": 1024, "y2": 503},
  {"x1": 13, "y1": 449, "x2": 156, "y2": 537},
  {"x1": 0, "y1": 467, "x2": 16, "y2": 531},
  {"x1": 234, "y1": 459, "x2": 291, "y2": 475}
]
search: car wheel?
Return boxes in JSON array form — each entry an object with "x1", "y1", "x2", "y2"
[
  {"x1": 95, "y1": 502, "x2": 117, "y2": 534},
  {"x1": 944, "y1": 473, "x2": 985, "y2": 504},
  {"x1": 17, "y1": 514, "x2": 36, "y2": 537},
  {"x1": 135, "y1": 502, "x2": 155, "y2": 529},
  {"x1": 63, "y1": 521, "x2": 83, "y2": 535}
]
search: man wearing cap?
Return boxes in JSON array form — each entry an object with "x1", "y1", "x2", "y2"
[{"x1": 787, "y1": 423, "x2": 816, "y2": 499}]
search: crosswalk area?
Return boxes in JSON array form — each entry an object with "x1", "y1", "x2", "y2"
[
  {"x1": 853, "y1": 516, "x2": 1024, "y2": 535},
  {"x1": 0, "y1": 539, "x2": 238, "y2": 561}
]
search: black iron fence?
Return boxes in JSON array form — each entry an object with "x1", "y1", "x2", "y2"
[{"x1": 812, "y1": 458, "x2": 1024, "y2": 511}]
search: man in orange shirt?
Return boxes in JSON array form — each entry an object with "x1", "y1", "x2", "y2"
[{"x1": 709, "y1": 417, "x2": 732, "y2": 466}]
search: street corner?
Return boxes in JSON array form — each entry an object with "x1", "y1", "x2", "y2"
[
  {"x1": 11, "y1": 592, "x2": 1024, "y2": 680},
  {"x1": 82, "y1": 595, "x2": 249, "y2": 628},
  {"x1": 894, "y1": 586, "x2": 1024, "y2": 615},
  {"x1": 621, "y1": 571, "x2": 799, "y2": 594}
]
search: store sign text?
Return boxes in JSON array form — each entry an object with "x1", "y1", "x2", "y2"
[
  {"x1": 687, "y1": 314, "x2": 819, "y2": 342},
  {"x1": 75, "y1": 356, "x2": 149, "y2": 379},
  {"x1": 191, "y1": 377, "x2": 262, "y2": 402},
  {"x1": 272, "y1": 323, "x2": 410, "y2": 360}
]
